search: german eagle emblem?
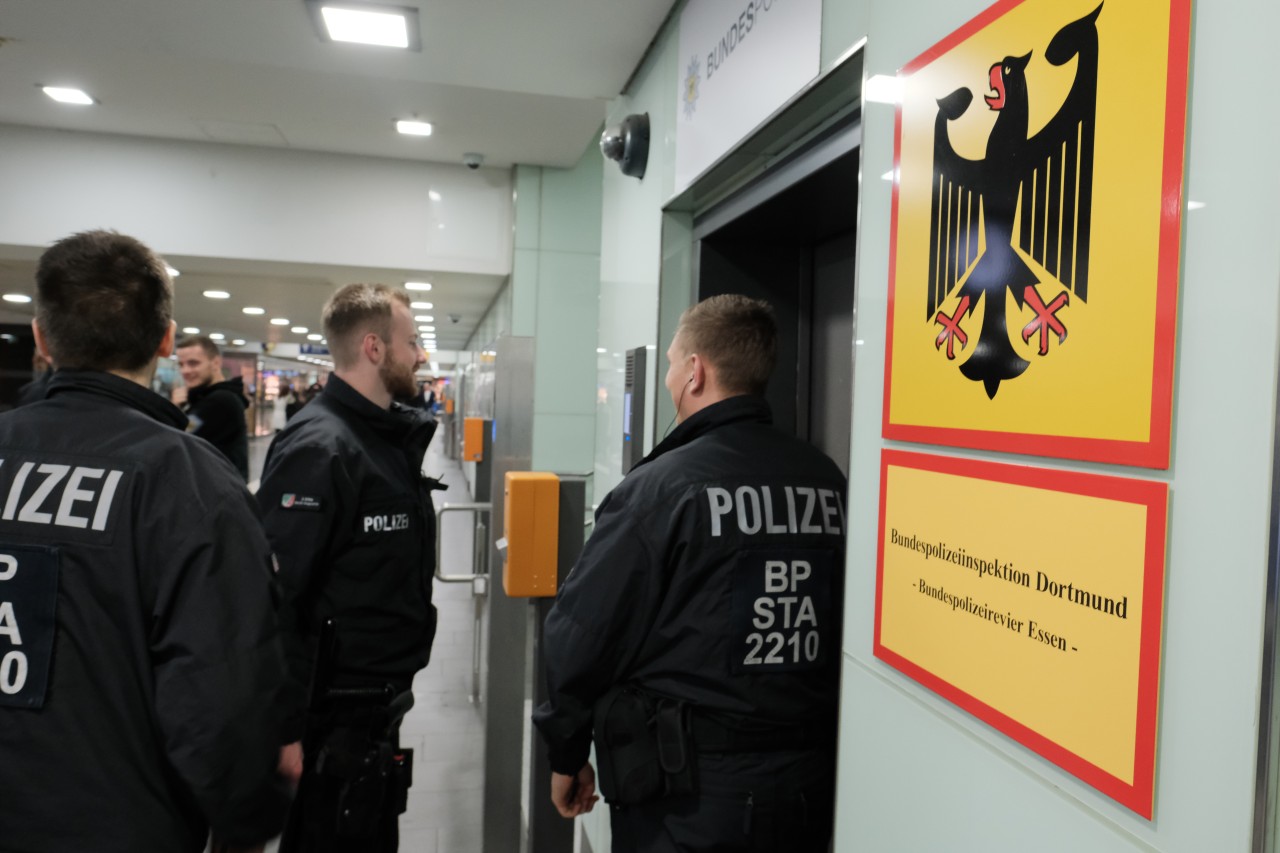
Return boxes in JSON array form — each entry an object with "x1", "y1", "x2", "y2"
[{"x1": 928, "y1": 5, "x2": 1101, "y2": 398}]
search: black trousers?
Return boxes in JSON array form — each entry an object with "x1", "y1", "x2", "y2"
[
  {"x1": 279, "y1": 696, "x2": 411, "y2": 853},
  {"x1": 608, "y1": 750, "x2": 834, "y2": 853}
]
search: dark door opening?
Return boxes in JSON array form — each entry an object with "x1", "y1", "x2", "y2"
[{"x1": 696, "y1": 145, "x2": 859, "y2": 473}]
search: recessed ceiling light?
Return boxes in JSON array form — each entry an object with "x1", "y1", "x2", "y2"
[
  {"x1": 405, "y1": 281, "x2": 432, "y2": 291},
  {"x1": 165, "y1": 265, "x2": 181, "y2": 278},
  {"x1": 315, "y1": 3, "x2": 418, "y2": 49},
  {"x1": 863, "y1": 74, "x2": 903, "y2": 105},
  {"x1": 182, "y1": 327, "x2": 200, "y2": 334},
  {"x1": 203, "y1": 290, "x2": 231, "y2": 299},
  {"x1": 209, "y1": 333, "x2": 226, "y2": 341},
  {"x1": 881, "y1": 170, "x2": 895, "y2": 182},
  {"x1": 232, "y1": 339, "x2": 246, "y2": 346},
  {"x1": 596, "y1": 348, "x2": 607, "y2": 354},
  {"x1": 396, "y1": 120, "x2": 433, "y2": 137},
  {"x1": 291, "y1": 326, "x2": 309, "y2": 334},
  {"x1": 418, "y1": 325, "x2": 435, "y2": 332},
  {"x1": 2, "y1": 294, "x2": 32, "y2": 304},
  {"x1": 271, "y1": 318, "x2": 290, "y2": 326},
  {"x1": 243, "y1": 306, "x2": 265, "y2": 315},
  {"x1": 428, "y1": 191, "x2": 442, "y2": 202},
  {"x1": 414, "y1": 315, "x2": 434, "y2": 323},
  {"x1": 1187, "y1": 200, "x2": 1206, "y2": 211},
  {"x1": 437, "y1": 223, "x2": 445, "y2": 230},
  {"x1": 42, "y1": 86, "x2": 94, "y2": 105},
  {"x1": 410, "y1": 301, "x2": 433, "y2": 310},
  {"x1": 307, "y1": 333, "x2": 323, "y2": 341}
]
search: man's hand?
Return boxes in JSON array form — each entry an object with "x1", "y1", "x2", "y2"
[
  {"x1": 550, "y1": 763, "x2": 600, "y2": 818},
  {"x1": 278, "y1": 741, "x2": 303, "y2": 788},
  {"x1": 171, "y1": 385, "x2": 188, "y2": 406}
]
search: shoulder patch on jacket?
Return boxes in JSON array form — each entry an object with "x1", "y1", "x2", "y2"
[{"x1": 280, "y1": 493, "x2": 322, "y2": 511}]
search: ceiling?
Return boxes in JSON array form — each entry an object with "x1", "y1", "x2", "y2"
[{"x1": 0, "y1": 0, "x2": 674, "y2": 354}]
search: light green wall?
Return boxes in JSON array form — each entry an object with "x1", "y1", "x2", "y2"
[
  {"x1": 510, "y1": 147, "x2": 604, "y2": 476},
  {"x1": 464, "y1": 278, "x2": 513, "y2": 353},
  {"x1": 838, "y1": 1, "x2": 1280, "y2": 851}
]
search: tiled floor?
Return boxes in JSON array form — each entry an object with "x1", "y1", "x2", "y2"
[{"x1": 248, "y1": 430, "x2": 487, "y2": 852}]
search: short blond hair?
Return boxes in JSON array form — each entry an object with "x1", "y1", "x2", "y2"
[
  {"x1": 322, "y1": 283, "x2": 410, "y2": 369},
  {"x1": 675, "y1": 295, "x2": 777, "y2": 396}
]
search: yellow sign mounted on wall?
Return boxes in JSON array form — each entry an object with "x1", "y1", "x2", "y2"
[
  {"x1": 882, "y1": 0, "x2": 1191, "y2": 468},
  {"x1": 874, "y1": 449, "x2": 1168, "y2": 818}
]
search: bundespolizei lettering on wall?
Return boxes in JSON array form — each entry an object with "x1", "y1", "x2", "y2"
[{"x1": 675, "y1": 0, "x2": 823, "y2": 192}]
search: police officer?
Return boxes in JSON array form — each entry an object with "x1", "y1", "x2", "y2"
[
  {"x1": 174, "y1": 334, "x2": 251, "y2": 480},
  {"x1": 257, "y1": 283, "x2": 439, "y2": 853},
  {"x1": 533, "y1": 295, "x2": 847, "y2": 852},
  {"x1": 0, "y1": 230, "x2": 294, "y2": 852}
]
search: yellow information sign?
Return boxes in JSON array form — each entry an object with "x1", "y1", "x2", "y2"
[
  {"x1": 875, "y1": 450, "x2": 1167, "y2": 817},
  {"x1": 882, "y1": 0, "x2": 1191, "y2": 468}
]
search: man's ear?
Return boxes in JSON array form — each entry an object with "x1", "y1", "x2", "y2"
[
  {"x1": 31, "y1": 319, "x2": 51, "y2": 363},
  {"x1": 688, "y1": 353, "x2": 707, "y2": 394},
  {"x1": 156, "y1": 321, "x2": 177, "y2": 359},
  {"x1": 361, "y1": 331, "x2": 384, "y2": 365}
]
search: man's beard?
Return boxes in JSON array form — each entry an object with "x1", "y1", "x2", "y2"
[{"x1": 379, "y1": 350, "x2": 419, "y2": 399}]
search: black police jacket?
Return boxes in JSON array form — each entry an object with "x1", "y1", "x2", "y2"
[
  {"x1": 0, "y1": 370, "x2": 292, "y2": 852},
  {"x1": 533, "y1": 395, "x2": 848, "y2": 774},
  {"x1": 185, "y1": 376, "x2": 250, "y2": 480},
  {"x1": 256, "y1": 374, "x2": 439, "y2": 739}
]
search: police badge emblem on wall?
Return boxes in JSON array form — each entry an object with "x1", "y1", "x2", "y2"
[{"x1": 882, "y1": 0, "x2": 1191, "y2": 469}]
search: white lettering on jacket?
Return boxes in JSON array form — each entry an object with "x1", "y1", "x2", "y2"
[
  {"x1": 0, "y1": 460, "x2": 123, "y2": 532},
  {"x1": 363, "y1": 512, "x2": 411, "y2": 534},
  {"x1": 706, "y1": 485, "x2": 844, "y2": 537}
]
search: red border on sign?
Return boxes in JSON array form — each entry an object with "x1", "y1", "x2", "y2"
[
  {"x1": 872, "y1": 449, "x2": 1168, "y2": 818},
  {"x1": 881, "y1": 0, "x2": 1192, "y2": 470}
]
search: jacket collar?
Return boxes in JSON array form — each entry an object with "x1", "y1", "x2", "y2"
[
  {"x1": 44, "y1": 369, "x2": 188, "y2": 430},
  {"x1": 321, "y1": 373, "x2": 436, "y2": 455},
  {"x1": 633, "y1": 395, "x2": 772, "y2": 472}
]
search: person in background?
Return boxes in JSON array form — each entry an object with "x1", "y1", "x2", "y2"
[
  {"x1": 174, "y1": 334, "x2": 250, "y2": 480},
  {"x1": 420, "y1": 376, "x2": 437, "y2": 411},
  {"x1": 285, "y1": 385, "x2": 307, "y2": 421},
  {"x1": 534, "y1": 295, "x2": 848, "y2": 852},
  {"x1": 0, "y1": 229, "x2": 296, "y2": 853}
]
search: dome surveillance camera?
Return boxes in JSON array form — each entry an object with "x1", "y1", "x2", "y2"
[
  {"x1": 448, "y1": 313, "x2": 462, "y2": 324},
  {"x1": 600, "y1": 113, "x2": 649, "y2": 179},
  {"x1": 463, "y1": 152, "x2": 484, "y2": 170}
]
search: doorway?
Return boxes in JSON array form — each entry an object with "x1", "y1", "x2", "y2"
[{"x1": 694, "y1": 129, "x2": 859, "y2": 473}]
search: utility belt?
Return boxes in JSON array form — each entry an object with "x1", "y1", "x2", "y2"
[
  {"x1": 592, "y1": 686, "x2": 822, "y2": 806},
  {"x1": 306, "y1": 685, "x2": 416, "y2": 839}
]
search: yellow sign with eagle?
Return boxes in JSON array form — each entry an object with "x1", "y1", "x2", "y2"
[{"x1": 882, "y1": 0, "x2": 1190, "y2": 468}]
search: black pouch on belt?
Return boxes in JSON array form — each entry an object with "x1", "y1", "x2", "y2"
[
  {"x1": 594, "y1": 686, "x2": 697, "y2": 805},
  {"x1": 390, "y1": 748, "x2": 414, "y2": 815},
  {"x1": 654, "y1": 700, "x2": 695, "y2": 797}
]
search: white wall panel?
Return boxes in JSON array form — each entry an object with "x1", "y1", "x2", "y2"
[{"x1": 0, "y1": 124, "x2": 513, "y2": 276}]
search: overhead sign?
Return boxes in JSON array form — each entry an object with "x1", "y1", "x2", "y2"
[
  {"x1": 675, "y1": 0, "x2": 822, "y2": 192},
  {"x1": 882, "y1": 0, "x2": 1191, "y2": 468},
  {"x1": 874, "y1": 449, "x2": 1168, "y2": 818}
]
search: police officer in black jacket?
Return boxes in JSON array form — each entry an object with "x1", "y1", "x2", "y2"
[
  {"x1": 175, "y1": 334, "x2": 251, "y2": 480},
  {"x1": 257, "y1": 283, "x2": 439, "y2": 853},
  {"x1": 0, "y1": 230, "x2": 294, "y2": 852},
  {"x1": 533, "y1": 295, "x2": 847, "y2": 852}
]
